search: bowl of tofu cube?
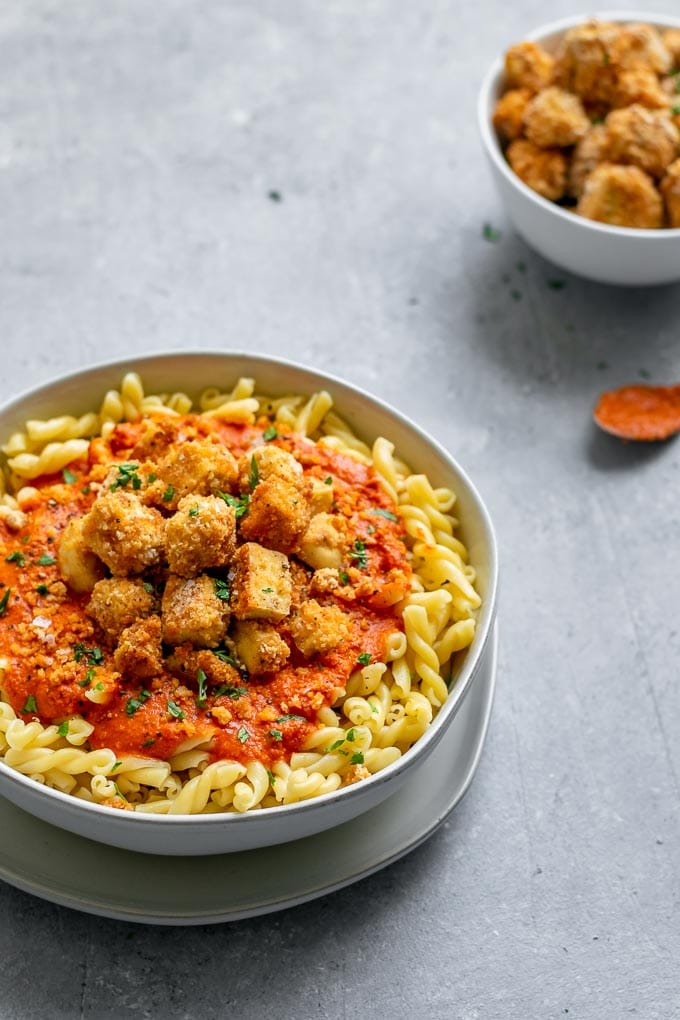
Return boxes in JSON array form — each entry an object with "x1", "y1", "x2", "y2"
[
  {"x1": 478, "y1": 12, "x2": 680, "y2": 285},
  {"x1": 0, "y1": 351, "x2": 498, "y2": 854}
]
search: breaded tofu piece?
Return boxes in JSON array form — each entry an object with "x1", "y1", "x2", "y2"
[
  {"x1": 610, "y1": 22, "x2": 672, "y2": 74},
  {"x1": 58, "y1": 516, "x2": 105, "y2": 594},
  {"x1": 577, "y1": 163, "x2": 663, "y2": 228},
  {"x1": 605, "y1": 104, "x2": 679, "y2": 178},
  {"x1": 238, "y1": 475, "x2": 311, "y2": 553},
  {"x1": 660, "y1": 158, "x2": 680, "y2": 227},
  {"x1": 492, "y1": 87, "x2": 533, "y2": 142},
  {"x1": 237, "y1": 445, "x2": 303, "y2": 489},
  {"x1": 165, "y1": 644, "x2": 244, "y2": 688},
  {"x1": 506, "y1": 139, "x2": 568, "y2": 200},
  {"x1": 231, "y1": 620, "x2": 290, "y2": 675},
  {"x1": 87, "y1": 577, "x2": 157, "y2": 640},
  {"x1": 154, "y1": 439, "x2": 238, "y2": 508},
  {"x1": 662, "y1": 29, "x2": 680, "y2": 67},
  {"x1": 161, "y1": 574, "x2": 230, "y2": 647},
  {"x1": 81, "y1": 491, "x2": 165, "y2": 575},
  {"x1": 230, "y1": 542, "x2": 292, "y2": 622},
  {"x1": 165, "y1": 494, "x2": 237, "y2": 577},
  {"x1": 523, "y1": 86, "x2": 590, "y2": 148},
  {"x1": 131, "y1": 417, "x2": 178, "y2": 461},
  {"x1": 552, "y1": 21, "x2": 621, "y2": 106},
  {"x1": 568, "y1": 124, "x2": 609, "y2": 197},
  {"x1": 289, "y1": 599, "x2": 351, "y2": 658},
  {"x1": 113, "y1": 615, "x2": 163, "y2": 679},
  {"x1": 308, "y1": 476, "x2": 335, "y2": 514},
  {"x1": 504, "y1": 41, "x2": 554, "y2": 93},
  {"x1": 613, "y1": 66, "x2": 669, "y2": 109},
  {"x1": 296, "y1": 512, "x2": 350, "y2": 570}
]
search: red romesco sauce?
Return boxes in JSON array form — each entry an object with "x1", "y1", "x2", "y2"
[{"x1": 0, "y1": 414, "x2": 411, "y2": 770}]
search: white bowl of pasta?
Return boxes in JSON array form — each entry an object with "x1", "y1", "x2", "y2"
[{"x1": 0, "y1": 352, "x2": 497, "y2": 855}]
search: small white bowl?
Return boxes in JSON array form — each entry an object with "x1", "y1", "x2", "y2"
[
  {"x1": 0, "y1": 352, "x2": 498, "y2": 855},
  {"x1": 478, "y1": 10, "x2": 680, "y2": 286}
]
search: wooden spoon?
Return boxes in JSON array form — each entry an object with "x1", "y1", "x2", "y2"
[{"x1": 593, "y1": 383, "x2": 680, "y2": 441}]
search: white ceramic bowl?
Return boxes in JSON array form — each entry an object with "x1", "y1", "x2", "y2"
[
  {"x1": 478, "y1": 10, "x2": 680, "y2": 286},
  {"x1": 0, "y1": 351, "x2": 498, "y2": 855}
]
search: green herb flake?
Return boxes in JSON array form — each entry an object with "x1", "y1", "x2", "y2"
[
  {"x1": 349, "y1": 538, "x2": 368, "y2": 570},
  {"x1": 672, "y1": 105, "x2": 680, "y2": 116},
  {"x1": 94, "y1": 682, "x2": 104, "y2": 691},
  {"x1": 370, "y1": 703, "x2": 379, "y2": 713},
  {"x1": 268, "y1": 729, "x2": 283, "y2": 742},
  {"x1": 147, "y1": 472, "x2": 157, "y2": 483},
  {"x1": 482, "y1": 223, "x2": 501, "y2": 242},
  {"x1": 196, "y1": 668, "x2": 208, "y2": 708},
  {"x1": 22, "y1": 694, "x2": 38, "y2": 714},
  {"x1": 62, "y1": 468, "x2": 78, "y2": 484},
  {"x1": 212, "y1": 649, "x2": 237, "y2": 666},
  {"x1": 262, "y1": 426, "x2": 278, "y2": 442},
  {"x1": 327, "y1": 738, "x2": 345, "y2": 752},
  {"x1": 266, "y1": 768, "x2": 277, "y2": 786},
  {"x1": 112, "y1": 783, "x2": 127, "y2": 802},
  {"x1": 213, "y1": 684, "x2": 248, "y2": 700},
  {"x1": 110, "y1": 462, "x2": 142, "y2": 492},
  {"x1": 218, "y1": 491, "x2": 250, "y2": 518},
  {"x1": 248, "y1": 455, "x2": 260, "y2": 491},
  {"x1": 35, "y1": 584, "x2": 49, "y2": 595},
  {"x1": 261, "y1": 586, "x2": 274, "y2": 593},
  {"x1": 276, "y1": 714, "x2": 307, "y2": 723},
  {"x1": 346, "y1": 728, "x2": 356, "y2": 743},
  {"x1": 596, "y1": 360, "x2": 609, "y2": 371},
  {"x1": 37, "y1": 553, "x2": 56, "y2": 566},
  {"x1": 161, "y1": 485, "x2": 175, "y2": 502},
  {"x1": 214, "y1": 578, "x2": 231, "y2": 601},
  {"x1": 142, "y1": 737, "x2": 156, "y2": 748},
  {"x1": 639, "y1": 368, "x2": 651, "y2": 380},
  {"x1": 5, "y1": 551, "x2": 25, "y2": 566},
  {"x1": 350, "y1": 751, "x2": 365, "y2": 765},
  {"x1": 0, "y1": 589, "x2": 11, "y2": 616},
  {"x1": 339, "y1": 571, "x2": 350, "y2": 585},
  {"x1": 142, "y1": 582, "x2": 155, "y2": 594},
  {"x1": 167, "y1": 700, "x2": 185, "y2": 720},
  {"x1": 547, "y1": 279, "x2": 566, "y2": 290},
  {"x1": 57, "y1": 720, "x2": 70, "y2": 737},
  {"x1": 268, "y1": 190, "x2": 282, "y2": 203},
  {"x1": 111, "y1": 761, "x2": 122, "y2": 773},
  {"x1": 73, "y1": 643, "x2": 103, "y2": 666},
  {"x1": 369, "y1": 508, "x2": 398, "y2": 522},
  {"x1": 357, "y1": 652, "x2": 371, "y2": 666},
  {"x1": 324, "y1": 475, "x2": 333, "y2": 485},
  {"x1": 237, "y1": 726, "x2": 250, "y2": 743},
  {"x1": 510, "y1": 289, "x2": 522, "y2": 302},
  {"x1": 81, "y1": 485, "x2": 91, "y2": 495},
  {"x1": 188, "y1": 506, "x2": 200, "y2": 518},
  {"x1": 126, "y1": 697, "x2": 144, "y2": 716}
]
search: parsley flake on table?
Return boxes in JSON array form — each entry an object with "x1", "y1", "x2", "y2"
[{"x1": 483, "y1": 222, "x2": 502, "y2": 242}]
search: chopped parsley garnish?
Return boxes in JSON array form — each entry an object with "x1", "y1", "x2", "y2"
[
  {"x1": 276, "y1": 714, "x2": 306, "y2": 723},
  {"x1": 125, "y1": 689, "x2": 151, "y2": 715},
  {"x1": 248, "y1": 455, "x2": 260, "y2": 491},
  {"x1": 142, "y1": 582, "x2": 155, "y2": 594},
  {"x1": 369, "y1": 508, "x2": 398, "y2": 522},
  {"x1": 346, "y1": 728, "x2": 356, "y2": 742},
  {"x1": 673, "y1": 105, "x2": 680, "y2": 116},
  {"x1": 639, "y1": 368, "x2": 651, "y2": 380},
  {"x1": 94, "y1": 682, "x2": 104, "y2": 692},
  {"x1": 547, "y1": 278, "x2": 566, "y2": 290},
  {"x1": 212, "y1": 649, "x2": 237, "y2": 666},
  {"x1": 22, "y1": 694, "x2": 37, "y2": 714},
  {"x1": 78, "y1": 667, "x2": 96, "y2": 689},
  {"x1": 57, "y1": 721, "x2": 70, "y2": 737},
  {"x1": 37, "y1": 553, "x2": 56, "y2": 566},
  {"x1": 5, "y1": 551, "x2": 25, "y2": 566},
  {"x1": 268, "y1": 729, "x2": 283, "y2": 742},
  {"x1": 35, "y1": 584, "x2": 49, "y2": 595},
  {"x1": 188, "y1": 506, "x2": 200, "y2": 518},
  {"x1": 0, "y1": 589, "x2": 11, "y2": 616},
  {"x1": 142, "y1": 737, "x2": 156, "y2": 748},
  {"x1": 218, "y1": 491, "x2": 250, "y2": 518},
  {"x1": 483, "y1": 223, "x2": 501, "y2": 242},
  {"x1": 326, "y1": 738, "x2": 346, "y2": 752},
  {"x1": 349, "y1": 538, "x2": 368, "y2": 570},
  {"x1": 262, "y1": 426, "x2": 278, "y2": 441},
  {"x1": 596, "y1": 360, "x2": 609, "y2": 371},
  {"x1": 357, "y1": 652, "x2": 371, "y2": 666},
  {"x1": 214, "y1": 578, "x2": 230, "y2": 601},
  {"x1": 161, "y1": 485, "x2": 175, "y2": 502},
  {"x1": 370, "y1": 703, "x2": 379, "y2": 713},
  {"x1": 324, "y1": 476, "x2": 333, "y2": 485},
  {"x1": 81, "y1": 485, "x2": 91, "y2": 495},
  {"x1": 62, "y1": 468, "x2": 78, "y2": 484},
  {"x1": 196, "y1": 668, "x2": 208, "y2": 708},
  {"x1": 111, "y1": 761, "x2": 122, "y2": 772},
  {"x1": 266, "y1": 768, "x2": 277, "y2": 786},
  {"x1": 167, "y1": 700, "x2": 185, "y2": 720},
  {"x1": 113, "y1": 783, "x2": 127, "y2": 802},
  {"x1": 237, "y1": 726, "x2": 250, "y2": 743},
  {"x1": 110, "y1": 462, "x2": 142, "y2": 492},
  {"x1": 213, "y1": 684, "x2": 248, "y2": 700},
  {"x1": 350, "y1": 751, "x2": 365, "y2": 765},
  {"x1": 262, "y1": 586, "x2": 274, "y2": 593},
  {"x1": 147, "y1": 472, "x2": 157, "y2": 483},
  {"x1": 339, "y1": 571, "x2": 350, "y2": 585},
  {"x1": 73, "y1": 643, "x2": 103, "y2": 665}
]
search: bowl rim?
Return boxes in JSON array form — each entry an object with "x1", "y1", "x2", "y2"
[
  {"x1": 477, "y1": 9, "x2": 680, "y2": 240},
  {"x1": 0, "y1": 349, "x2": 499, "y2": 830}
]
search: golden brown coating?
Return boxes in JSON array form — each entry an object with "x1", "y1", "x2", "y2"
[
  {"x1": 58, "y1": 516, "x2": 105, "y2": 594},
  {"x1": 605, "y1": 104, "x2": 679, "y2": 178},
  {"x1": 113, "y1": 615, "x2": 164, "y2": 680},
  {"x1": 237, "y1": 445, "x2": 302, "y2": 489},
  {"x1": 238, "y1": 474, "x2": 311, "y2": 554},
  {"x1": 230, "y1": 542, "x2": 292, "y2": 622},
  {"x1": 523, "y1": 86, "x2": 590, "y2": 148},
  {"x1": 296, "y1": 512, "x2": 350, "y2": 571},
  {"x1": 553, "y1": 21, "x2": 622, "y2": 105},
  {"x1": 504, "y1": 41, "x2": 554, "y2": 93},
  {"x1": 506, "y1": 138, "x2": 568, "y2": 200},
  {"x1": 614, "y1": 66, "x2": 671, "y2": 109},
  {"x1": 153, "y1": 439, "x2": 238, "y2": 509},
  {"x1": 165, "y1": 494, "x2": 236, "y2": 577},
  {"x1": 577, "y1": 163, "x2": 663, "y2": 228},
  {"x1": 662, "y1": 29, "x2": 680, "y2": 66},
  {"x1": 81, "y1": 491, "x2": 165, "y2": 576},
  {"x1": 289, "y1": 599, "x2": 351, "y2": 658},
  {"x1": 165, "y1": 645, "x2": 242, "y2": 689},
  {"x1": 161, "y1": 574, "x2": 230, "y2": 648},
  {"x1": 87, "y1": 577, "x2": 157, "y2": 640},
  {"x1": 492, "y1": 87, "x2": 533, "y2": 141},
  {"x1": 660, "y1": 158, "x2": 680, "y2": 227},
  {"x1": 231, "y1": 620, "x2": 290, "y2": 675},
  {"x1": 568, "y1": 124, "x2": 610, "y2": 197},
  {"x1": 609, "y1": 23, "x2": 672, "y2": 74}
]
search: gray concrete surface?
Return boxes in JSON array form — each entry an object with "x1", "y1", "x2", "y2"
[{"x1": 1, "y1": 1, "x2": 679, "y2": 1017}]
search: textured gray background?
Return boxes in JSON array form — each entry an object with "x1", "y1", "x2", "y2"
[{"x1": 1, "y1": 1, "x2": 679, "y2": 1018}]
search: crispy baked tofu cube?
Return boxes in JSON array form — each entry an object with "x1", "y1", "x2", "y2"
[
  {"x1": 296, "y1": 512, "x2": 349, "y2": 570},
  {"x1": 58, "y1": 516, "x2": 105, "y2": 593},
  {"x1": 155, "y1": 439, "x2": 238, "y2": 508},
  {"x1": 232, "y1": 620, "x2": 290, "y2": 675},
  {"x1": 230, "y1": 542, "x2": 292, "y2": 622},
  {"x1": 238, "y1": 475, "x2": 311, "y2": 553},
  {"x1": 237, "y1": 445, "x2": 303, "y2": 489},
  {"x1": 81, "y1": 491, "x2": 165, "y2": 575},
  {"x1": 87, "y1": 577, "x2": 157, "y2": 640},
  {"x1": 290, "y1": 599, "x2": 350, "y2": 658},
  {"x1": 165, "y1": 494, "x2": 237, "y2": 577},
  {"x1": 161, "y1": 574, "x2": 230, "y2": 648},
  {"x1": 309, "y1": 476, "x2": 335, "y2": 513},
  {"x1": 113, "y1": 615, "x2": 163, "y2": 679}
]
